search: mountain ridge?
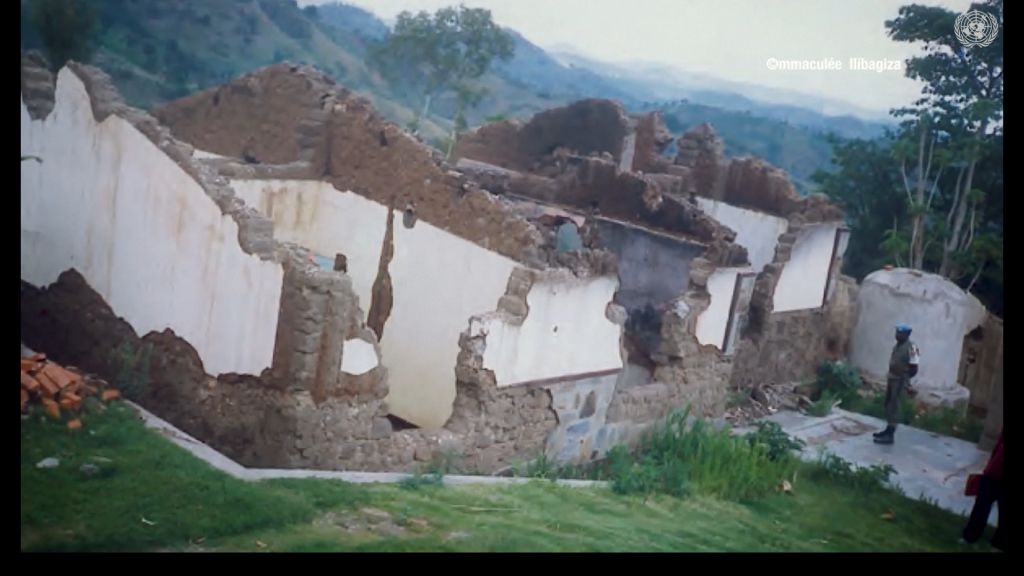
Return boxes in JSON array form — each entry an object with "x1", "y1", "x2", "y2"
[{"x1": 21, "y1": 0, "x2": 882, "y2": 191}]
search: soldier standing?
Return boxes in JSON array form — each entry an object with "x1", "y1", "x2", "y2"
[{"x1": 873, "y1": 323, "x2": 920, "y2": 445}]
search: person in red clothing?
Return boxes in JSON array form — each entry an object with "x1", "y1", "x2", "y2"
[{"x1": 962, "y1": 428, "x2": 1002, "y2": 549}]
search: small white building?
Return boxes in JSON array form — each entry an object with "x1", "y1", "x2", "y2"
[{"x1": 848, "y1": 268, "x2": 986, "y2": 407}]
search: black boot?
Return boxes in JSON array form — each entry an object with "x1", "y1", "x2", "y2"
[
  {"x1": 874, "y1": 426, "x2": 895, "y2": 444},
  {"x1": 873, "y1": 425, "x2": 894, "y2": 438}
]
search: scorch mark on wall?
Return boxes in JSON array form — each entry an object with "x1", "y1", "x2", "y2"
[{"x1": 367, "y1": 205, "x2": 396, "y2": 340}]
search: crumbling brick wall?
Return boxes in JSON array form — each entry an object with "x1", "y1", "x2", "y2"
[
  {"x1": 20, "y1": 55, "x2": 403, "y2": 471},
  {"x1": 447, "y1": 267, "x2": 630, "y2": 470},
  {"x1": 656, "y1": 122, "x2": 852, "y2": 389},
  {"x1": 455, "y1": 156, "x2": 749, "y2": 267},
  {"x1": 729, "y1": 273, "x2": 859, "y2": 388},
  {"x1": 631, "y1": 111, "x2": 674, "y2": 174},
  {"x1": 21, "y1": 268, "x2": 454, "y2": 472},
  {"x1": 152, "y1": 63, "x2": 346, "y2": 165},
  {"x1": 454, "y1": 99, "x2": 631, "y2": 173},
  {"x1": 590, "y1": 256, "x2": 732, "y2": 454},
  {"x1": 728, "y1": 216, "x2": 856, "y2": 389},
  {"x1": 154, "y1": 63, "x2": 558, "y2": 268},
  {"x1": 24, "y1": 57, "x2": 646, "y2": 475},
  {"x1": 670, "y1": 124, "x2": 844, "y2": 222}
]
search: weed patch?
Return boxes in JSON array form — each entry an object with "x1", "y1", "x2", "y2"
[
  {"x1": 744, "y1": 421, "x2": 806, "y2": 461},
  {"x1": 594, "y1": 406, "x2": 799, "y2": 502},
  {"x1": 808, "y1": 451, "x2": 900, "y2": 494}
]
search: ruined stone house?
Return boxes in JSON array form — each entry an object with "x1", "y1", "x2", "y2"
[
  {"x1": 453, "y1": 100, "x2": 858, "y2": 395},
  {"x1": 20, "y1": 54, "x2": 859, "y2": 475}
]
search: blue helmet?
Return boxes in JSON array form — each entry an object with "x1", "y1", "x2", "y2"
[{"x1": 895, "y1": 323, "x2": 912, "y2": 333}]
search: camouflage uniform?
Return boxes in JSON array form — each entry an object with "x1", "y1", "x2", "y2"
[{"x1": 884, "y1": 336, "x2": 919, "y2": 427}]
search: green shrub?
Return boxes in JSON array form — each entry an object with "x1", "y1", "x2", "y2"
[
  {"x1": 915, "y1": 408, "x2": 984, "y2": 443},
  {"x1": 744, "y1": 421, "x2": 806, "y2": 461},
  {"x1": 815, "y1": 360, "x2": 862, "y2": 407},
  {"x1": 807, "y1": 390, "x2": 840, "y2": 417},
  {"x1": 607, "y1": 446, "x2": 689, "y2": 498},
  {"x1": 809, "y1": 451, "x2": 899, "y2": 494},
  {"x1": 604, "y1": 406, "x2": 798, "y2": 502}
]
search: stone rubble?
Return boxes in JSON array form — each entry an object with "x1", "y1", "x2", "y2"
[{"x1": 723, "y1": 382, "x2": 813, "y2": 428}]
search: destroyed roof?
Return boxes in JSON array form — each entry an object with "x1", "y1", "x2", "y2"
[
  {"x1": 455, "y1": 99, "x2": 844, "y2": 223},
  {"x1": 151, "y1": 62, "x2": 619, "y2": 277}
]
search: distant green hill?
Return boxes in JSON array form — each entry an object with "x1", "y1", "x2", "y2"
[{"x1": 20, "y1": 0, "x2": 840, "y2": 189}]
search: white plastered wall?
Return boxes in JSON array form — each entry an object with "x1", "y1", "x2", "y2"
[
  {"x1": 20, "y1": 69, "x2": 284, "y2": 377},
  {"x1": 228, "y1": 179, "x2": 520, "y2": 429},
  {"x1": 470, "y1": 276, "x2": 623, "y2": 386},
  {"x1": 692, "y1": 199, "x2": 790, "y2": 349},
  {"x1": 772, "y1": 223, "x2": 840, "y2": 313},
  {"x1": 696, "y1": 267, "x2": 749, "y2": 349},
  {"x1": 695, "y1": 198, "x2": 789, "y2": 272},
  {"x1": 231, "y1": 180, "x2": 386, "y2": 308}
]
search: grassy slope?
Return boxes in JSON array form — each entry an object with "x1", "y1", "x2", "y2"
[{"x1": 21, "y1": 402, "x2": 996, "y2": 553}]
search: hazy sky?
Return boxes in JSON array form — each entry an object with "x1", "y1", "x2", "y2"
[{"x1": 298, "y1": 0, "x2": 978, "y2": 113}]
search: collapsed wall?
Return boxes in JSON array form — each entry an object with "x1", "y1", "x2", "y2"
[
  {"x1": 153, "y1": 63, "x2": 624, "y2": 431},
  {"x1": 22, "y1": 55, "x2": 856, "y2": 475},
  {"x1": 454, "y1": 101, "x2": 852, "y2": 395},
  {"x1": 453, "y1": 99, "x2": 673, "y2": 176},
  {"x1": 21, "y1": 55, "x2": 629, "y2": 473},
  {"x1": 154, "y1": 63, "x2": 549, "y2": 267},
  {"x1": 664, "y1": 124, "x2": 853, "y2": 387},
  {"x1": 18, "y1": 55, "x2": 418, "y2": 469}
]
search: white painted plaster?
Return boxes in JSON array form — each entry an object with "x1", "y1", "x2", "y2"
[
  {"x1": 20, "y1": 69, "x2": 283, "y2": 377},
  {"x1": 849, "y1": 268, "x2": 984, "y2": 392},
  {"x1": 230, "y1": 180, "x2": 386, "y2": 309},
  {"x1": 341, "y1": 339, "x2": 379, "y2": 376},
  {"x1": 228, "y1": 179, "x2": 520, "y2": 429},
  {"x1": 696, "y1": 268, "x2": 743, "y2": 348},
  {"x1": 386, "y1": 218, "x2": 518, "y2": 427},
  {"x1": 192, "y1": 148, "x2": 227, "y2": 160},
  {"x1": 772, "y1": 223, "x2": 839, "y2": 313},
  {"x1": 695, "y1": 198, "x2": 788, "y2": 272},
  {"x1": 471, "y1": 276, "x2": 623, "y2": 387},
  {"x1": 826, "y1": 228, "x2": 852, "y2": 301}
]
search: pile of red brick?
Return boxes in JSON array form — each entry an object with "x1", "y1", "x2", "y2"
[{"x1": 20, "y1": 352, "x2": 120, "y2": 429}]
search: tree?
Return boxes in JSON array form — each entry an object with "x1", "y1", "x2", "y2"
[
  {"x1": 815, "y1": 0, "x2": 1002, "y2": 315},
  {"x1": 366, "y1": 4, "x2": 514, "y2": 155},
  {"x1": 28, "y1": 0, "x2": 99, "y2": 71},
  {"x1": 885, "y1": 0, "x2": 1002, "y2": 278},
  {"x1": 811, "y1": 134, "x2": 908, "y2": 276}
]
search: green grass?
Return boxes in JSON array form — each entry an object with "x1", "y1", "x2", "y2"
[{"x1": 21, "y1": 401, "x2": 997, "y2": 552}]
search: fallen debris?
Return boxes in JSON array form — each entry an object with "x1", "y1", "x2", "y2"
[
  {"x1": 36, "y1": 457, "x2": 60, "y2": 469},
  {"x1": 780, "y1": 479, "x2": 794, "y2": 495},
  {"x1": 20, "y1": 350, "x2": 121, "y2": 428},
  {"x1": 724, "y1": 382, "x2": 808, "y2": 427}
]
